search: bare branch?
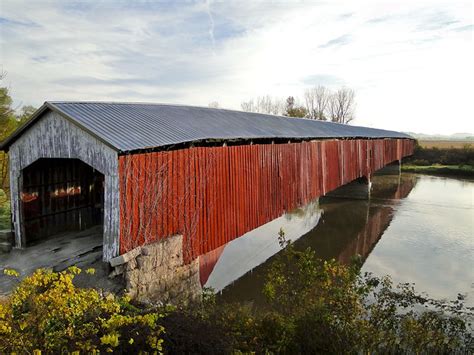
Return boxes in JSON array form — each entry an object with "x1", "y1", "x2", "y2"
[
  {"x1": 241, "y1": 95, "x2": 285, "y2": 115},
  {"x1": 304, "y1": 85, "x2": 330, "y2": 120},
  {"x1": 329, "y1": 87, "x2": 355, "y2": 124}
]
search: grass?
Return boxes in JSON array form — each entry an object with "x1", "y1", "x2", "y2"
[
  {"x1": 418, "y1": 140, "x2": 473, "y2": 149},
  {"x1": 401, "y1": 164, "x2": 474, "y2": 178},
  {"x1": 402, "y1": 142, "x2": 474, "y2": 178}
]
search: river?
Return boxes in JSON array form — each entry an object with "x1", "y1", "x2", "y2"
[{"x1": 199, "y1": 171, "x2": 474, "y2": 307}]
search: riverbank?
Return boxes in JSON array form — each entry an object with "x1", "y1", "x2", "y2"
[
  {"x1": 401, "y1": 164, "x2": 474, "y2": 178},
  {"x1": 402, "y1": 141, "x2": 473, "y2": 178}
]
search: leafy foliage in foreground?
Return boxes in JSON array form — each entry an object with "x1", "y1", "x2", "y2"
[
  {"x1": 0, "y1": 267, "x2": 165, "y2": 353},
  {"x1": 1, "y1": 231, "x2": 473, "y2": 354},
  {"x1": 198, "y1": 231, "x2": 473, "y2": 354}
]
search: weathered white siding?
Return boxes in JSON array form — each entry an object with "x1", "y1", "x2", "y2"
[{"x1": 8, "y1": 111, "x2": 120, "y2": 261}]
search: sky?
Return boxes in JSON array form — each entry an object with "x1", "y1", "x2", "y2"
[{"x1": 0, "y1": 0, "x2": 473, "y2": 135}]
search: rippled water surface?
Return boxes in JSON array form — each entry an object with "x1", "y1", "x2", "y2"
[{"x1": 201, "y1": 172, "x2": 474, "y2": 306}]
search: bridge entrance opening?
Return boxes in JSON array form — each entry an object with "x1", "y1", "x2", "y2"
[{"x1": 20, "y1": 158, "x2": 104, "y2": 245}]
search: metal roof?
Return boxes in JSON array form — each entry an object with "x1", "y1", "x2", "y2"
[{"x1": 0, "y1": 101, "x2": 413, "y2": 152}]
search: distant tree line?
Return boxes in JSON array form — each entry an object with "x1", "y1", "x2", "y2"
[
  {"x1": 407, "y1": 142, "x2": 474, "y2": 167},
  {"x1": 240, "y1": 85, "x2": 356, "y2": 124}
]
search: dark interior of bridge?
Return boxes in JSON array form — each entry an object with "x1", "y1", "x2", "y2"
[{"x1": 21, "y1": 158, "x2": 104, "y2": 245}]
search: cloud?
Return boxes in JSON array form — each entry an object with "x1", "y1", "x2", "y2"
[
  {"x1": 0, "y1": 0, "x2": 472, "y2": 135},
  {"x1": 205, "y1": 0, "x2": 216, "y2": 52},
  {"x1": 451, "y1": 24, "x2": 473, "y2": 32},
  {"x1": 339, "y1": 12, "x2": 354, "y2": 19},
  {"x1": 416, "y1": 11, "x2": 459, "y2": 31},
  {"x1": 0, "y1": 16, "x2": 39, "y2": 27},
  {"x1": 31, "y1": 56, "x2": 49, "y2": 63},
  {"x1": 367, "y1": 15, "x2": 392, "y2": 24},
  {"x1": 319, "y1": 34, "x2": 352, "y2": 48},
  {"x1": 302, "y1": 74, "x2": 344, "y2": 87}
]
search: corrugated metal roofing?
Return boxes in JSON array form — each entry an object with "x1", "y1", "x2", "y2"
[{"x1": 1, "y1": 101, "x2": 413, "y2": 152}]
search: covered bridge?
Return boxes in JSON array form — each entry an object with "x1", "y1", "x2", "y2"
[{"x1": 0, "y1": 102, "x2": 414, "y2": 262}]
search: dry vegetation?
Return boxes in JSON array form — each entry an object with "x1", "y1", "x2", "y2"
[
  {"x1": 418, "y1": 140, "x2": 473, "y2": 149},
  {"x1": 402, "y1": 141, "x2": 474, "y2": 177}
]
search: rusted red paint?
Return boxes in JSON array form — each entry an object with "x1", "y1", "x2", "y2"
[{"x1": 118, "y1": 138, "x2": 415, "y2": 261}]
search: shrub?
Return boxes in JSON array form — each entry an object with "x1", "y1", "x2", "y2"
[
  {"x1": 1, "y1": 233, "x2": 473, "y2": 353},
  {"x1": 410, "y1": 159, "x2": 430, "y2": 166},
  {"x1": 160, "y1": 309, "x2": 233, "y2": 354},
  {"x1": 407, "y1": 144, "x2": 474, "y2": 166},
  {"x1": 0, "y1": 188, "x2": 10, "y2": 229},
  {"x1": 0, "y1": 267, "x2": 165, "y2": 353},
  {"x1": 204, "y1": 231, "x2": 474, "y2": 354},
  {"x1": 254, "y1": 236, "x2": 474, "y2": 353}
]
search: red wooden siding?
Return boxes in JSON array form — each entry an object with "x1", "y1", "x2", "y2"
[{"x1": 118, "y1": 138, "x2": 415, "y2": 261}]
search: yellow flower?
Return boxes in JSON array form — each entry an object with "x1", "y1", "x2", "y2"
[{"x1": 100, "y1": 333, "x2": 120, "y2": 347}]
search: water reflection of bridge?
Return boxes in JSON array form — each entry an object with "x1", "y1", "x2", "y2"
[
  {"x1": 307, "y1": 173, "x2": 418, "y2": 265},
  {"x1": 201, "y1": 171, "x2": 418, "y2": 300}
]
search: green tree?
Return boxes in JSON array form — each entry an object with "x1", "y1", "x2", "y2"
[
  {"x1": 0, "y1": 74, "x2": 16, "y2": 199},
  {"x1": 0, "y1": 73, "x2": 36, "y2": 141},
  {"x1": 0, "y1": 89, "x2": 17, "y2": 141},
  {"x1": 284, "y1": 96, "x2": 307, "y2": 118},
  {"x1": 0, "y1": 73, "x2": 37, "y2": 201}
]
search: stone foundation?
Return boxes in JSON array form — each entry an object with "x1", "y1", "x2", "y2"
[{"x1": 109, "y1": 235, "x2": 202, "y2": 305}]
